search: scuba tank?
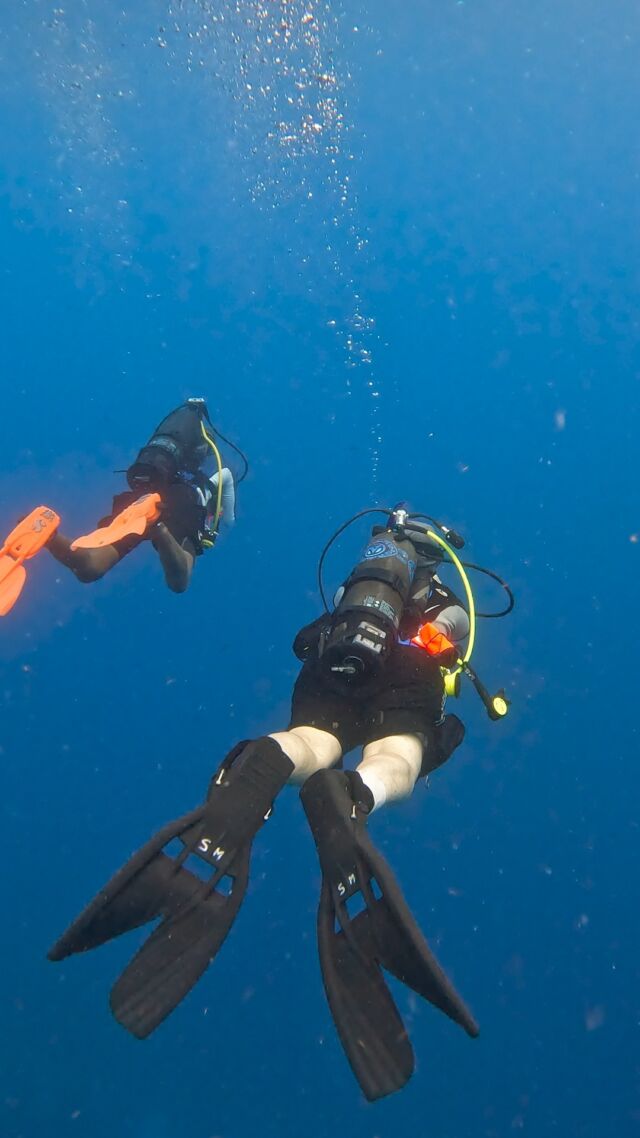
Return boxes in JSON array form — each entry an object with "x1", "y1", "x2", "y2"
[
  {"x1": 127, "y1": 398, "x2": 212, "y2": 492},
  {"x1": 320, "y1": 527, "x2": 418, "y2": 682},
  {"x1": 317, "y1": 505, "x2": 513, "y2": 718}
]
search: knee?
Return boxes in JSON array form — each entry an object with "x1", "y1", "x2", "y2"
[
  {"x1": 73, "y1": 561, "x2": 106, "y2": 584},
  {"x1": 395, "y1": 749, "x2": 423, "y2": 787},
  {"x1": 376, "y1": 751, "x2": 416, "y2": 794},
  {"x1": 362, "y1": 748, "x2": 420, "y2": 797},
  {"x1": 70, "y1": 545, "x2": 120, "y2": 583},
  {"x1": 398, "y1": 754, "x2": 420, "y2": 793},
  {"x1": 166, "y1": 578, "x2": 188, "y2": 594},
  {"x1": 291, "y1": 725, "x2": 342, "y2": 769},
  {"x1": 269, "y1": 727, "x2": 341, "y2": 783}
]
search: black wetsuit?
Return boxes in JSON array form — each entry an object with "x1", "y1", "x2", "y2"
[{"x1": 289, "y1": 568, "x2": 468, "y2": 768}]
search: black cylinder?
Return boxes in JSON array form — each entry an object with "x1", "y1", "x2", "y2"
[
  {"x1": 127, "y1": 401, "x2": 211, "y2": 492},
  {"x1": 321, "y1": 531, "x2": 417, "y2": 682}
]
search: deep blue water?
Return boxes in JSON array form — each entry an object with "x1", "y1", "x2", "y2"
[{"x1": 1, "y1": 2, "x2": 639, "y2": 1135}]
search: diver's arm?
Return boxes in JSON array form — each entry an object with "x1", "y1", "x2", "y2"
[
  {"x1": 152, "y1": 523, "x2": 194, "y2": 593},
  {"x1": 209, "y1": 467, "x2": 236, "y2": 524},
  {"x1": 423, "y1": 582, "x2": 470, "y2": 644},
  {"x1": 433, "y1": 602, "x2": 469, "y2": 643}
]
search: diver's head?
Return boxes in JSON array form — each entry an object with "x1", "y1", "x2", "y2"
[
  {"x1": 126, "y1": 437, "x2": 181, "y2": 492},
  {"x1": 126, "y1": 400, "x2": 213, "y2": 492}
]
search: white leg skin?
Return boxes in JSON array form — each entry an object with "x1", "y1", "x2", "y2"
[
  {"x1": 269, "y1": 726, "x2": 343, "y2": 784},
  {"x1": 356, "y1": 734, "x2": 424, "y2": 810}
]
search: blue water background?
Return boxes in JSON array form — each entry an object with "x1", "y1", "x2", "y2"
[{"x1": 1, "y1": 2, "x2": 639, "y2": 1135}]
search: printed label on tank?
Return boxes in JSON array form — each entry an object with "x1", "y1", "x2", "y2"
[
  {"x1": 363, "y1": 539, "x2": 416, "y2": 577},
  {"x1": 362, "y1": 595, "x2": 397, "y2": 622}
]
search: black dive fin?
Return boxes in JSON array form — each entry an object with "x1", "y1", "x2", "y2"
[
  {"x1": 316, "y1": 877, "x2": 415, "y2": 1099},
  {"x1": 301, "y1": 769, "x2": 478, "y2": 1102},
  {"x1": 354, "y1": 845, "x2": 479, "y2": 1035},
  {"x1": 49, "y1": 738, "x2": 294, "y2": 1038},
  {"x1": 48, "y1": 808, "x2": 204, "y2": 958},
  {"x1": 109, "y1": 839, "x2": 249, "y2": 1037}
]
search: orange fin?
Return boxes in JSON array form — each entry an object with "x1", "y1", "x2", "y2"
[
  {"x1": 0, "y1": 506, "x2": 60, "y2": 616},
  {"x1": 0, "y1": 506, "x2": 60, "y2": 561},
  {"x1": 71, "y1": 493, "x2": 162, "y2": 551},
  {"x1": 0, "y1": 560, "x2": 27, "y2": 616}
]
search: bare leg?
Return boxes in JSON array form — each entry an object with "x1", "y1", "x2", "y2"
[
  {"x1": 47, "y1": 532, "x2": 120, "y2": 583},
  {"x1": 356, "y1": 733, "x2": 424, "y2": 811},
  {"x1": 269, "y1": 725, "x2": 343, "y2": 784}
]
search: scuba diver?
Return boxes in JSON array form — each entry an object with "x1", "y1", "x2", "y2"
[
  {"x1": 0, "y1": 399, "x2": 246, "y2": 613},
  {"x1": 48, "y1": 505, "x2": 512, "y2": 1102}
]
